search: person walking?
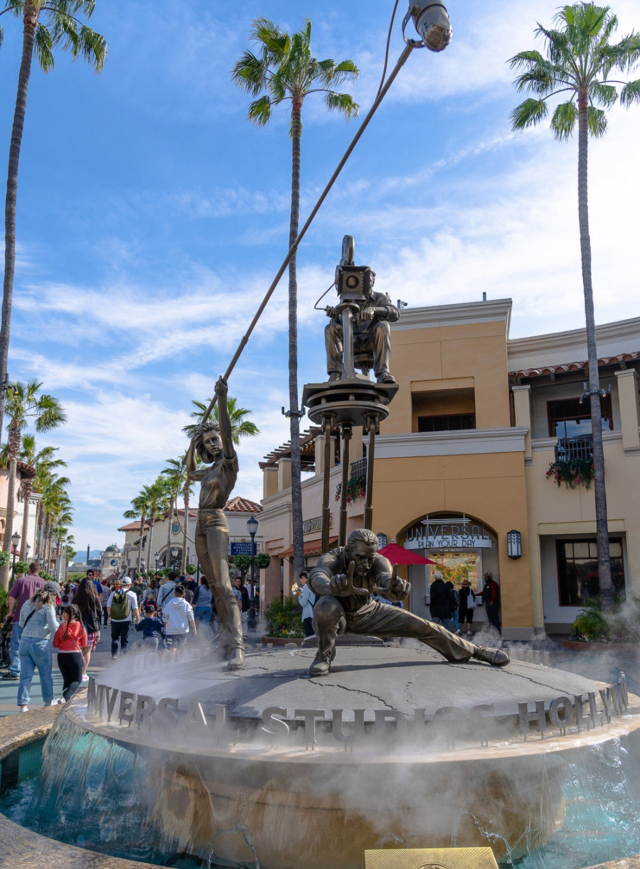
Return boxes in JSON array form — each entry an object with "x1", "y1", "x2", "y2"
[
  {"x1": 482, "y1": 573, "x2": 502, "y2": 632},
  {"x1": 53, "y1": 604, "x2": 87, "y2": 703},
  {"x1": 3, "y1": 562, "x2": 46, "y2": 681},
  {"x1": 100, "y1": 582, "x2": 111, "y2": 627},
  {"x1": 233, "y1": 577, "x2": 250, "y2": 628},
  {"x1": 16, "y1": 582, "x2": 60, "y2": 711},
  {"x1": 85, "y1": 569, "x2": 103, "y2": 596},
  {"x1": 157, "y1": 571, "x2": 178, "y2": 610},
  {"x1": 162, "y1": 585, "x2": 196, "y2": 650},
  {"x1": 298, "y1": 571, "x2": 316, "y2": 638},
  {"x1": 134, "y1": 604, "x2": 167, "y2": 651},
  {"x1": 107, "y1": 577, "x2": 140, "y2": 658},
  {"x1": 446, "y1": 581, "x2": 461, "y2": 635},
  {"x1": 429, "y1": 571, "x2": 454, "y2": 631},
  {"x1": 458, "y1": 579, "x2": 477, "y2": 638},
  {"x1": 192, "y1": 577, "x2": 213, "y2": 628},
  {"x1": 72, "y1": 577, "x2": 102, "y2": 678}
]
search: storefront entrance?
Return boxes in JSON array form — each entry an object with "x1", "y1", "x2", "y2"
[{"x1": 402, "y1": 513, "x2": 499, "y2": 624}]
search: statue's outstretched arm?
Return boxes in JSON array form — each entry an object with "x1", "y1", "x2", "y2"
[{"x1": 186, "y1": 439, "x2": 206, "y2": 482}]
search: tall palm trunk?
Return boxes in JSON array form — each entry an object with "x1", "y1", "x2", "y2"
[
  {"x1": 20, "y1": 477, "x2": 32, "y2": 559},
  {"x1": 166, "y1": 501, "x2": 173, "y2": 569},
  {"x1": 578, "y1": 91, "x2": 613, "y2": 610},
  {"x1": 0, "y1": 3, "x2": 39, "y2": 442},
  {"x1": 35, "y1": 500, "x2": 42, "y2": 559},
  {"x1": 1, "y1": 420, "x2": 21, "y2": 589},
  {"x1": 147, "y1": 509, "x2": 156, "y2": 571},
  {"x1": 288, "y1": 101, "x2": 304, "y2": 580},
  {"x1": 181, "y1": 483, "x2": 189, "y2": 574},
  {"x1": 137, "y1": 512, "x2": 146, "y2": 573}
]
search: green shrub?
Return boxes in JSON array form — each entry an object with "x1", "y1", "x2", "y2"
[
  {"x1": 572, "y1": 607, "x2": 608, "y2": 641},
  {"x1": 186, "y1": 563, "x2": 197, "y2": 575},
  {"x1": 0, "y1": 552, "x2": 10, "y2": 567},
  {"x1": 255, "y1": 553, "x2": 271, "y2": 570},
  {"x1": 264, "y1": 595, "x2": 304, "y2": 639},
  {"x1": 0, "y1": 589, "x2": 9, "y2": 621}
]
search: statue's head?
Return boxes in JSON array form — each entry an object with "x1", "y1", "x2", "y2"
[
  {"x1": 345, "y1": 528, "x2": 378, "y2": 580},
  {"x1": 194, "y1": 421, "x2": 223, "y2": 464}
]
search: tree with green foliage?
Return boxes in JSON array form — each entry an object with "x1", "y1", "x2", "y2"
[
  {"x1": 510, "y1": 2, "x2": 640, "y2": 610},
  {"x1": 232, "y1": 19, "x2": 358, "y2": 580},
  {"x1": 1, "y1": 380, "x2": 65, "y2": 588},
  {"x1": 183, "y1": 394, "x2": 259, "y2": 444},
  {"x1": 0, "y1": 1, "x2": 107, "y2": 441}
]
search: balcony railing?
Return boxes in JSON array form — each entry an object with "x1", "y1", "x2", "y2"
[
  {"x1": 555, "y1": 435, "x2": 593, "y2": 463},
  {"x1": 350, "y1": 458, "x2": 367, "y2": 480}
]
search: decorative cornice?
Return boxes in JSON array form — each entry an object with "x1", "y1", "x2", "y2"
[
  {"x1": 392, "y1": 299, "x2": 512, "y2": 333},
  {"x1": 376, "y1": 427, "x2": 527, "y2": 459}
]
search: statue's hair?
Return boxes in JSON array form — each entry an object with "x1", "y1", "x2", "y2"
[
  {"x1": 347, "y1": 528, "x2": 378, "y2": 549},
  {"x1": 194, "y1": 421, "x2": 221, "y2": 464}
]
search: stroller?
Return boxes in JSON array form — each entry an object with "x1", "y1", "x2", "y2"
[{"x1": 0, "y1": 617, "x2": 13, "y2": 668}]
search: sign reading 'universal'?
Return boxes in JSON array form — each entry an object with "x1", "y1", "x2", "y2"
[
  {"x1": 405, "y1": 520, "x2": 492, "y2": 550},
  {"x1": 85, "y1": 675, "x2": 630, "y2": 747}
]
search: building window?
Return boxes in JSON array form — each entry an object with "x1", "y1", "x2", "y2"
[
  {"x1": 556, "y1": 538, "x2": 624, "y2": 606},
  {"x1": 547, "y1": 395, "x2": 613, "y2": 438},
  {"x1": 418, "y1": 413, "x2": 476, "y2": 433}
]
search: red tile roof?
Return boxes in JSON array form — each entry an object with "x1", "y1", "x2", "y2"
[
  {"x1": 118, "y1": 498, "x2": 262, "y2": 532},
  {"x1": 510, "y1": 351, "x2": 640, "y2": 382}
]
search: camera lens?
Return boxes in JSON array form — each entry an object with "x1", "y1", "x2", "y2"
[{"x1": 346, "y1": 275, "x2": 359, "y2": 289}]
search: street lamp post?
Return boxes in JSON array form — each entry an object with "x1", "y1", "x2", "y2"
[
  {"x1": 246, "y1": 515, "x2": 259, "y2": 630},
  {"x1": 11, "y1": 531, "x2": 20, "y2": 583},
  {"x1": 154, "y1": 552, "x2": 159, "y2": 573},
  {"x1": 171, "y1": 546, "x2": 179, "y2": 571}
]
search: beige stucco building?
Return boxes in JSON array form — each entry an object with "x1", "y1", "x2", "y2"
[{"x1": 258, "y1": 299, "x2": 640, "y2": 640}]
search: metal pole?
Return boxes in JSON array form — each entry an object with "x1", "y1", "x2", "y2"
[
  {"x1": 341, "y1": 307, "x2": 356, "y2": 380},
  {"x1": 200, "y1": 44, "x2": 415, "y2": 425},
  {"x1": 321, "y1": 414, "x2": 334, "y2": 553},
  {"x1": 11, "y1": 548, "x2": 16, "y2": 584},
  {"x1": 364, "y1": 417, "x2": 378, "y2": 531},
  {"x1": 339, "y1": 425, "x2": 352, "y2": 547},
  {"x1": 248, "y1": 531, "x2": 257, "y2": 629}
]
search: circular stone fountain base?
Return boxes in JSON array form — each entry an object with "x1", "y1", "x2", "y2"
[{"x1": 68, "y1": 647, "x2": 640, "y2": 869}]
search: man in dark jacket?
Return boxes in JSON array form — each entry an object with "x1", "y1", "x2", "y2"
[
  {"x1": 429, "y1": 571, "x2": 454, "y2": 631},
  {"x1": 308, "y1": 529, "x2": 509, "y2": 677}
]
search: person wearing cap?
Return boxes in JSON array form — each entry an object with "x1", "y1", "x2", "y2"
[
  {"x1": 3, "y1": 562, "x2": 46, "y2": 681},
  {"x1": 107, "y1": 577, "x2": 140, "y2": 658},
  {"x1": 16, "y1": 582, "x2": 60, "y2": 711}
]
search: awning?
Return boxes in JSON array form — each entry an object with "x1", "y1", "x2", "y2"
[{"x1": 278, "y1": 537, "x2": 339, "y2": 559}]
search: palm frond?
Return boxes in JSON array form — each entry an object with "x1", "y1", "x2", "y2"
[
  {"x1": 587, "y1": 105, "x2": 607, "y2": 136},
  {"x1": 590, "y1": 80, "x2": 617, "y2": 107},
  {"x1": 248, "y1": 95, "x2": 273, "y2": 126},
  {"x1": 510, "y1": 97, "x2": 548, "y2": 129},
  {"x1": 620, "y1": 78, "x2": 640, "y2": 106},
  {"x1": 323, "y1": 91, "x2": 359, "y2": 119},
  {"x1": 35, "y1": 24, "x2": 55, "y2": 73},
  {"x1": 551, "y1": 99, "x2": 578, "y2": 139}
]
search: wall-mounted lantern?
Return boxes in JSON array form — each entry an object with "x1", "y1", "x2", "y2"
[{"x1": 507, "y1": 530, "x2": 522, "y2": 560}]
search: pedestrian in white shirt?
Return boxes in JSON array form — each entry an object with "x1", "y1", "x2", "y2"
[
  {"x1": 298, "y1": 571, "x2": 316, "y2": 637},
  {"x1": 163, "y1": 585, "x2": 196, "y2": 650},
  {"x1": 107, "y1": 577, "x2": 140, "y2": 659}
]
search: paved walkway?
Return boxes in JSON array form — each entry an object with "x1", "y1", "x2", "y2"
[{"x1": 1, "y1": 625, "x2": 637, "y2": 716}]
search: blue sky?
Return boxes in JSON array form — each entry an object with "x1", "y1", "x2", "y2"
[{"x1": 0, "y1": 0, "x2": 639, "y2": 553}]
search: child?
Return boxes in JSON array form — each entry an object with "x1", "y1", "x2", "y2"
[
  {"x1": 53, "y1": 604, "x2": 88, "y2": 703},
  {"x1": 135, "y1": 604, "x2": 167, "y2": 651},
  {"x1": 162, "y1": 585, "x2": 196, "y2": 650}
]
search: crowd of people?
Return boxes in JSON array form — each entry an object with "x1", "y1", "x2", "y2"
[{"x1": 0, "y1": 563, "x2": 260, "y2": 712}]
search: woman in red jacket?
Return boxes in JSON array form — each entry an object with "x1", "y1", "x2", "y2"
[{"x1": 53, "y1": 604, "x2": 88, "y2": 703}]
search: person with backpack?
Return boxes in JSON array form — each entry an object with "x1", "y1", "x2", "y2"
[
  {"x1": 53, "y1": 604, "x2": 88, "y2": 703},
  {"x1": 134, "y1": 604, "x2": 168, "y2": 651},
  {"x1": 107, "y1": 577, "x2": 140, "y2": 658},
  {"x1": 157, "y1": 571, "x2": 178, "y2": 610}
]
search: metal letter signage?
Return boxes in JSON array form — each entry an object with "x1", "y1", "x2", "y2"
[{"x1": 405, "y1": 519, "x2": 492, "y2": 550}]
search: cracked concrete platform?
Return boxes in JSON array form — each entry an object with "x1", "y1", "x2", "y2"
[{"x1": 100, "y1": 646, "x2": 601, "y2": 720}]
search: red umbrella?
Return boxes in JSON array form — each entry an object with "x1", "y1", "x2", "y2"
[{"x1": 378, "y1": 542, "x2": 437, "y2": 565}]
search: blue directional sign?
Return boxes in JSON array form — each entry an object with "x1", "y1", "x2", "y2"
[{"x1": 231, "y1": 542, "x2": 253, "y2": 556}]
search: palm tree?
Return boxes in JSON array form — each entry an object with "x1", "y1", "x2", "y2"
[
  {"x1": 142, "y1": 478, "x2": 169, "y2": 570},
  {"x1": 161, "y1": 458, "x2": 185, "y2": 570},
  {"x1": 1, "y1": 380, "x2": 65, "y2": 588},
  {"x1": 232, "y1": 18, "x2": 359, "y2": 578},
  {"x1": 509, "y1": 3, "x2": 640, "y2": 611},
  {"x1": 0, "y1": 0, "x2": 107, "y2": 441},
  {"x1": 123, "y1": 491, "x2": 151, "y2": 573},
  {"x1": 162, "y1": 454, "x2": 196, "y2": 574},
  {"x1": 183, "y1": 395, "x2": 260, "y2": 443}
]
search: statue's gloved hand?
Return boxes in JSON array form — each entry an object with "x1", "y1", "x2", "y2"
[
  {"x1": 326, "y1": 306, "x2": 337, "y2": 319},
  {"x1": 329, "y1": 561, "x2": 369, "y2": 599},
  {"x1": 360, "y1": 307, "x2": 376, "y2": 321},
  {"x1": 373, "y1": 565, "x2": 411, "y2": 599},
  {"x1": 215, "y1": 376, "x2": 228, "y2": 400}
]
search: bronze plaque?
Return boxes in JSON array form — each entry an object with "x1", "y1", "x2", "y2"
[{"x1": 364, "y1": 848, "x2": 499, "y2": 869}]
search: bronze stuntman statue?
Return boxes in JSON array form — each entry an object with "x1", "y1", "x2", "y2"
[
  {"x1": 308, "y1": 528, "x2": 510, "y2": 677},
  {"x1": 325, "y1": 270, "x2": 399, "y2": 383}
]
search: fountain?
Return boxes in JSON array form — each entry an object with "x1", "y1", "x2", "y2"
[{"x1": 2, "y1": 236, "x2": 640, "y2": 869}]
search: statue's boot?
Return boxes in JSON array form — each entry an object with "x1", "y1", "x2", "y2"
[
  {"x1": 473, "y1": 646, "x2": 510, "y2": 667},
  {"x1": 227, "y1": 648, "x2": 245, "y2": 671},
  {"x1": 309, "y1": 647, "x2": 336, "y2": 678}
]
